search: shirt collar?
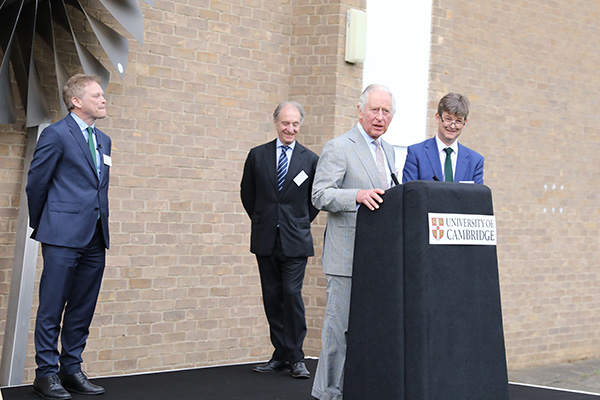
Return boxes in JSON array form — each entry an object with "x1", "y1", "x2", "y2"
[
  {"x1": 356, "y1": 123, "x2": 379, "y2": 146},
  {"x1": 70, "y1": 112, "x2": 94, "y2": 132},
  {"x1": 435, "y1": 134, "x2": 458, "y2": 154},
  {"x1": 276, "y1": 138, "x2": 295, "y2": 150}
]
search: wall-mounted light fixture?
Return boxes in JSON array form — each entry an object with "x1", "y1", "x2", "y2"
[{"x1": 345, "y1": 9, "x2": 367, "y2": 64}]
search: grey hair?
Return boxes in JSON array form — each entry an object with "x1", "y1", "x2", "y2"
[
  {"x1": 273, "y1": 101, "x2": 305, "y2": 124},
  {"x1": 437, "y1": 93, "x2": 470, "y2": 119},
  {"x1": 358, "y1": 84, "x2": 396, "y2": 116}
]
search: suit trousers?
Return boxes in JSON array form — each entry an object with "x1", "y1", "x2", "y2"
[
  {"x1": 35, "y1": 221, "x2": 106, "y2": 377},
  {"x1": 312, "y1": 274, "x2": 352, "y2": 400},
  {"x1": 255, "y1": 232, "x2": 307, "y2": 363}
]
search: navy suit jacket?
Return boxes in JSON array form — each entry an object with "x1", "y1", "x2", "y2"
[
  {"x1": 402, "y1": 137, "x2": 484, "y2": 184},
  {"x1": 240, "y1": 139, "x2": 319, "y2": 258},
  {"x1": 27, "y1": 114, "x2": 111, "y2": 249}
]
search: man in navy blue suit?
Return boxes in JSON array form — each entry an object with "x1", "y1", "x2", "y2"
[
  {"x1": 27, "y1": 74, "x2": 111, "y2": 399},
  {"x1": 402, "y1": 93, "x2": 484, "y2": 184}
]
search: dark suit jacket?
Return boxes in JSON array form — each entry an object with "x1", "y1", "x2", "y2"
[
  {"x1": 240, "y1": 139, "x2": 319, "y2": 258},
  {"x1": 402, "y1": 137, "x2": 484, "y2": 184},
  {"x1": 26, "y1": 114, "x2": 111, "y2": 249}
]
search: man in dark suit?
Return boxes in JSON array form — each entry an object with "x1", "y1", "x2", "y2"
[
  {"x1": 27, "y1": 74, "x2": 111, "y2": 399},
  {"x1": 402, "y1": 92, "x2": 484, "y2": 184},
  {"x1": 240, "y1": 101, "x2": 319, "y2": 379}
]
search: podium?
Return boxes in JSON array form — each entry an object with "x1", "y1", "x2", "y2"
[{"x1": 344, "y1": 180, "x2": 508, "y2": 400}]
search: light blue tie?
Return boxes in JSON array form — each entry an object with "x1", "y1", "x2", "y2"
[{"x1": 277, "y1": 146, "x2": 290, "y2": 191}]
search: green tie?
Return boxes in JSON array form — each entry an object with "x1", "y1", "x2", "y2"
[
  {"x1": 87, "y1": 127, "x2": 97, "y2": 169},
  {"x1": 444, "y1": 147, "x2": 453, "y2": 182},
  {"x1": 87, "y1": 127, "x2": 101, "y2": 219}
]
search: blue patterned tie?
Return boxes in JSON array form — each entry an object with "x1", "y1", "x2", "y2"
[{"x1": 277, "y1": 146, "x2": 290, "y2": 191}]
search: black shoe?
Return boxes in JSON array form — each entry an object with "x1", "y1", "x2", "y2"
[
  {"x1": 33, "y1": 375, "x2": 72, "y2": 400},
  {"x1": 253, "y1": 359, "x2": 290, "y2": 373},
  {"x1": 290, "y1": 360, "x2": 310, "y2": 378},
  {"x1": 58, "y1": 371, "x2": 105, "y2": 395}
]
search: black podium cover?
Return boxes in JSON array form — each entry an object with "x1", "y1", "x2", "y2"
[
  {"x1": 344, "y1": 184, "x2": 405, "y2": 399},
  {"x1": 345, "y1": 180, "x2": 508, "y2": 400}
]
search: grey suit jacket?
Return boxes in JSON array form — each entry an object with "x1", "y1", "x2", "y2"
[{"x1": 312, "y1": 125, "x2": 396, "y2": 277}]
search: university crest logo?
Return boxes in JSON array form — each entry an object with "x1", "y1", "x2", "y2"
[{"x1": 431, "y1": 217, "x2": 444, "y2": 240}]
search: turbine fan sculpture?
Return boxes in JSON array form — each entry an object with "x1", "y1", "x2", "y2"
[{"x1": 0, "y1": 0, "x2": 154, "y2": 126}]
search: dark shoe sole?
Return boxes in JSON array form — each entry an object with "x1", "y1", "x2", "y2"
[
  {"x1": 32, "y1": 388, "x2": 72, "y2": 400},
  {"x1": 291, "y1": 373, "x2": 310, "y2": 379},
  {"x1": 253, "y1": 367, "x2": 287, "y2": 373},
  {"x1": 62, "y1": 387, "x2": 105, "y2": 395}
]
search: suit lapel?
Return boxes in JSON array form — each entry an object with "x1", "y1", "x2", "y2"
[
  {"x1": 381, "y1": 140, "x2": 399, "y2": 186},
  {"x1": 96, "y1": 129, "x2": 110, "y2": 185},
  {"x1": 454, "y1": 143, "x2": 469, "y2": 182},
  {"x1": 67, "y1": 115, "x2": 99, "y2": 180},
  {"x1": 425, "y1": 138, "x2": 443, "y2": 181},
  {"x1": 381, "y1": 139, "x2": 395, "y2": 176},
  {"x1": 262, "y1": 139, "x2": 278, "y2": 192},
  {"x1": 348, "y1": 127, "x2": 380, "y2": 188}
]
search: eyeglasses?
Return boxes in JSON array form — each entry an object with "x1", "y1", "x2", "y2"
[{"x1": 441, "y1": 117, "x2": 465, "y2": 128}]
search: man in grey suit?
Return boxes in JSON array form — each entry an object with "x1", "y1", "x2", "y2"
[{"x1": 311, "y1": 84, "x2": 396, "y2": 400}]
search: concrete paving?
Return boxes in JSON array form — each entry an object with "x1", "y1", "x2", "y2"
[{"x1": 508, "y1": 357, "x2": 600, "y2": 396}]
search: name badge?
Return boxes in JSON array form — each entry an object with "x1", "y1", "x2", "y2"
[
  {"x1": 103, "y1": 154, "x2": 112, "y2": 167},
  {"x1": 294, "y1": 170, "x2": 308, "y2": 186}
]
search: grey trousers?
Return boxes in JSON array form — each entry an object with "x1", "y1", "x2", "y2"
[{"x1": 312, "y1": 275, "x2": 352, "y2": 400}]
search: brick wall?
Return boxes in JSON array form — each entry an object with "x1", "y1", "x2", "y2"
[
  {"x1": 288, "y1": 0, "x2": 366, "y2": 359},
  {"x1": 0, "y1": 0, "x2": 365, "y2": 381},
  {"x1": 1, "y1": 0, "x2": 599, "y2": 383},
  {"x1": 0, "y1": 123, "x2": 27, "y2": 335},
  {"x1": 430, "y1": 0, "x2": 600, "y2": 369}
]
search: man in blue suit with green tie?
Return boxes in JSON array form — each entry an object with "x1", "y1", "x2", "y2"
[
  {"x1": 27, "y1": 74, "x2": 111, "y2": 399},
  {"x1": 402, "y1": 93, "x2": 484, "y2": 184}
]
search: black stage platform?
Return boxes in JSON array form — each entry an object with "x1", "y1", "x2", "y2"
[{"x1": 2, "y1": 359, "x2": 600, "y2": 399}]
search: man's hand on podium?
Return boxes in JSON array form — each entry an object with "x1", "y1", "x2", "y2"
[{"x1": 356, "y1": 188, "x2": 385, "y2": 211}]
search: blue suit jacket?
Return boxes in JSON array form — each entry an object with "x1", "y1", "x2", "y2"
[
  {"x1": 402, "y1": 137, "x2": 484, "y2": 184},
  {"x1": 27, "y1": 114, "x2": 111, "y2": 249}
]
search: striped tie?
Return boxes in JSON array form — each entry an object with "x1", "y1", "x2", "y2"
[{"x1": 277, "y1": 146, "x2": 290, "y2": 191}]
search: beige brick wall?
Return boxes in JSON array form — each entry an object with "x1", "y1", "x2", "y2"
[
  {"x1": 430, "y1": 0, "x2": 600, "y2": 369},
  {"x1": 0, "y1": 124, "x2": 27, "y2": 331},
  {"x1": 288, "y1": 0, "x2": 366, "y2": 359},
  {"x1": 1, "y1": 0, "x2": 599, "y2": 383},
  {"x1": 0, "y1": 0, "x2": 365, "y2": 382}
]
